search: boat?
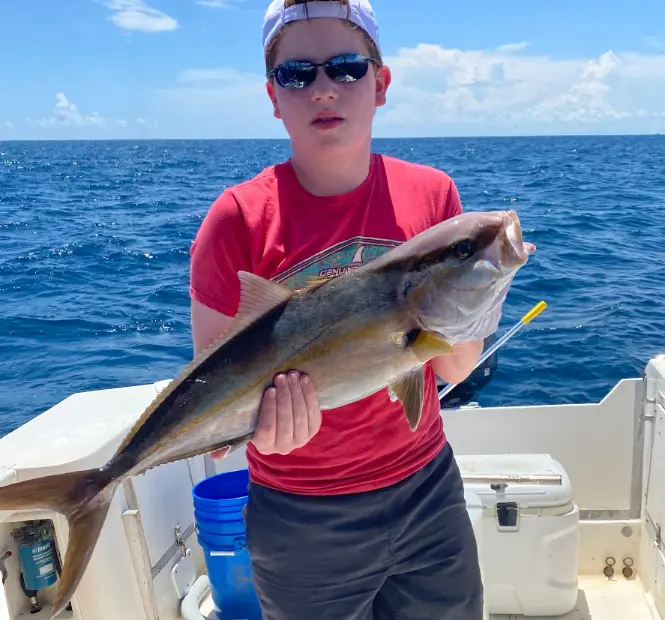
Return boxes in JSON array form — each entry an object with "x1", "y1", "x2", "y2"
[{"x1": 0, "y1": 352, "x2": 664, "y2": 620}]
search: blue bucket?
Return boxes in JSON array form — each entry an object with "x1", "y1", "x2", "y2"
[{"x1": 192, "y1": 469, "x2": 262, "y2": 620}]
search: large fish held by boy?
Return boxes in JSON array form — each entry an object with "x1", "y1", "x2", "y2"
[{"x1": 0, "y1": 209, "x2": 534, "y2": 617}]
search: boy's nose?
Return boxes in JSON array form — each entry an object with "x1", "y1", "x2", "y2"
[{"x1": 309, "y1": 71, "x2": 338, "y2": 101}]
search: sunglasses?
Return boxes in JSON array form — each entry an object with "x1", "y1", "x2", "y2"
[{"x1": 267, "y1": 53, "x2": 380, "y2": 89}]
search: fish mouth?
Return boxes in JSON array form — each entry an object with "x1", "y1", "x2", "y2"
[
  {"x1": 501, "y1": 211, "x2": 534, "y2": 267},
  {"x1": 506, "y1": 211, "x2": 522, "y2": 239}
]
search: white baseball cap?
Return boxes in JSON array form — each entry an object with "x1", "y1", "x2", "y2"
[{"x1": 262, "y1": 0, "x2": 381, "y2": 54}]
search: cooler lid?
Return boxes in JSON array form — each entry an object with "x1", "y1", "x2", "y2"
[{"x1": 455, "y1": 453, "x2": 573, "y2": 509}]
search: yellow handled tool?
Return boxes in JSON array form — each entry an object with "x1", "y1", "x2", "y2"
[{"x1": 438, "y1": 301, "x2": 547, "y2": 401}]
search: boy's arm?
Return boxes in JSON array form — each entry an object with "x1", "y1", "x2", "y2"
[
  {"x1": 430, "y1": 340, "x2": 484, "y2": 385},
  {"x1": 189, "y1": 193, "x2": 321, "y2": 457},
  {"x1": 191, "y1": 299, "x2": 233, "y2": 356}
]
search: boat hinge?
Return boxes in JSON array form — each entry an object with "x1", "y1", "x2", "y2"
[
  {"x1": 641, "y1": 373, "x2": 663, "y2": 424},
  {"x1": 174, "y1": 524, "x2": 188, "y2": 558},
  {"x1": 150, "y1": 523, "x2": 195, "y2": 579},
  {"x1": 645, "y1": 511, "x2": 665, "y2": 565}
]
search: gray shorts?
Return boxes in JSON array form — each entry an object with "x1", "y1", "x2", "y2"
[{"x1": 244, "y1": 442, "x2": 484, "y2": 620}]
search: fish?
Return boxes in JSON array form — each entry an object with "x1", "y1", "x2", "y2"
[{"x1": 0, "y1": 209, "x2": 533, "y2": 618}]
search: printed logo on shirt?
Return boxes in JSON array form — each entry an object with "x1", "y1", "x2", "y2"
[{"x1": 273, "y1": 236, "x2": 401, "y2": 291}]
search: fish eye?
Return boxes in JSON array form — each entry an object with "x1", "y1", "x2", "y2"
[
  {"x1": 403, "y1": 328, "x2": 420, "y2": 347},
  {"x1": 452, "y1": 239, "x2": 476, "y2": 260}
]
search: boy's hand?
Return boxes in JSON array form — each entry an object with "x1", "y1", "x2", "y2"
[
  {"x1": 210, "y1": 371, "x2": 321, "y2": 460},
  {"x1": 253, "y1": 372, "x2": 322, "y2": 455}
]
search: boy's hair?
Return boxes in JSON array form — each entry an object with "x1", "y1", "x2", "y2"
[{"x1": 264, "y1": 0, "x2": 383, "y2": 74}]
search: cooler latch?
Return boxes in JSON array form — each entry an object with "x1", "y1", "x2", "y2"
[
  {"x1": 496, "y1": 502, "x2": 519, "y2": 531},
  {"x1": 491, "y1": 483, "x2": 520, "y2": 532}
]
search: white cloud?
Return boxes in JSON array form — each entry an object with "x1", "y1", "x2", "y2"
[
  {"x1": 105, "y1": 0, "x2": 178, "y2": 32},
  {"x1": 12, "y1": 43, "x2": 665, "y2": 140},
  {"x1": 25, "y1": 93, "x2": 142, "y2": 135},
  {"x1": 28, "y1": 93, "x2": 103, "y2": 128},
  {"x1": 158, "y1": 45, "x2": 665, "y2": 138},
  {"x1": 2, "y1": 92, "x2": 156, "y2": 140},
  {"x1": 495, "y1": 42, "x2": 530, "y2": 54},
  {"x1": 374, "y1": 44, "x2": 665, "y2": 136}
]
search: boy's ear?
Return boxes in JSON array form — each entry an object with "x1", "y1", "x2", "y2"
[
  {"x1": 375, "y1": 64, "x2": 391, "y2": 108},
  {"x1": 266, "y1": 80, "x2": 282, "y2": 119}
]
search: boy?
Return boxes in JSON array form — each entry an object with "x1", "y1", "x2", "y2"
[{"x1": 189, "y1": 1, "x2": 507, "y2": 617}]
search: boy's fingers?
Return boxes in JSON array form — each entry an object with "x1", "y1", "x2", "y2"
[
  {"x1": 274, "y1": 374, "x2": 294, "y2": 454},
  {"x1": 250, "y1": 373, "x2": 320, "y2": 456}
]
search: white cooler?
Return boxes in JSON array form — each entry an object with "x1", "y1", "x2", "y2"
[{"x1": 456, "y1": 453, "x2": 580, "y2": 617}]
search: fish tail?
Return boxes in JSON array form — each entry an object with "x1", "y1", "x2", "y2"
[{"x1": 0, "y1": 467, "x2": 119, "y2": 619}]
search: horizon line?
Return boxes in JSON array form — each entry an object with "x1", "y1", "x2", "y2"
[{"x1": 1, "y1": 132, "x2": 663, "y2": 143}]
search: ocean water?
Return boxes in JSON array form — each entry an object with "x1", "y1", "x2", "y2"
[{"x1": 1, "y1": 135, "x2": 665, "y2": 437}]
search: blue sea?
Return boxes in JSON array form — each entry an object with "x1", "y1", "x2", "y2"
[{"x1": 1, "y1": 136, "x2": 665, "y2": 438}]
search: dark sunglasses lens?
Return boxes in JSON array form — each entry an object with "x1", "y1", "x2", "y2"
[
  {"x1": 276, "y1": 63, "x2": 316, "y2": 88},
  {"x1": 326, "y1": 56, "x2": 370, "y2": 82}
]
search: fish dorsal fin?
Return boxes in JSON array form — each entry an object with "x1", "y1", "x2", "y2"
[
  {"x1": 236, "y1": 271, "x2": 293, "y2": 327},
  {"x1": 112, "y1": 272, "x2": 294, "y2": 459},
  {"x1": 388, "y1": 366, "x2": 425, "y2": 431}
]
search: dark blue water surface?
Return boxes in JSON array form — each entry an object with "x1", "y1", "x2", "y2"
[{"x1": 1, "y1": 136, "x2": 664, "y2": 437}]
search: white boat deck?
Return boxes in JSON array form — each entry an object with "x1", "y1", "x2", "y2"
[
  {"x1": 564, "y1": 577, "x2": 660, "y2": 620},
  {"x1": 1, "y1": 356, "x2": 664, "y2": 620}
]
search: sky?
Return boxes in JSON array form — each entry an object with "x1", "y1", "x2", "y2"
[{"x1": 1, "y1": 0, "x2": 665, "y2": 140}]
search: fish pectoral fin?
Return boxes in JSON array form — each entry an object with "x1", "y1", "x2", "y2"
[
  {"x1": 408, "y1": 329, "x2": 454, "y2": 362},
  {"x1": 389, "y1": 367, "x2": 425, "y2": 431}
]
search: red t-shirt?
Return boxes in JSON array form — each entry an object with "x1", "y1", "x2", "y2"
[{"x1": 189, "y1": 152, "x2": 462, "y2": 495}]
